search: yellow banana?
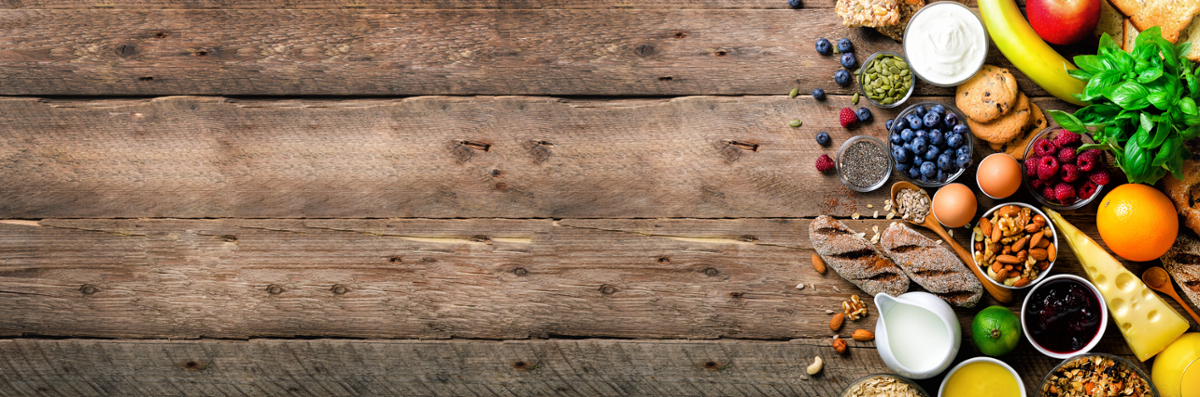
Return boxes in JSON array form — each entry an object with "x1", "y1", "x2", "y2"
[{"x1": 978, "y1": 0, "x2": 1088, "y2": 105}]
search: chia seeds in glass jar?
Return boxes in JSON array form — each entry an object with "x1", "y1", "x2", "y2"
[{"x1": 837, "y1": 136, "x2": 891, "y2": 192}]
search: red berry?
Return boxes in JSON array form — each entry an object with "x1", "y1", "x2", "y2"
[
  {"x1": 1078, "y1": 182, "x2": 1099, "y2": 200},
  {"x1": 1088, "y1": 169, "x2": 1110, "y2": 185},
  {"x1": 815, "y1": 154, "x2": 836, "y2": 173},
  {"x1": 1054, "y1": 182, "x2": 1076, "y2": 203},
  {"x1": 839, "y1": 108, "x2": 858, "y2": 128},
  {"x1": 1024, "y1": 158, "x2": 1040, "y2": 177},
  {"x1": 1037, "y1": 156, "x2": 1059, "y2": 181},
  {"x1": 1076, "y1": 152, "x2": 1097, "y2": 172},
  {"x1": 1033, "y1": 138, "x2": 1058, "y2": 158},
  {"x1": 1080, "y1": 149, "x2": 1104, "y2": 160},
  {"x1": 1055, "y1": 130, "x2": 1082, "y2": 148},
  {"x1": 1057, "y1": 147, "x2": 1077, "y2": 165},
  {"x1": 1061, "y1": 164, "x2": 1080, "y2": 183},
  {"x1": 1043, "y1": 186, "x2": 1057, "y2": 201},
  {"x1": 1031, "y1": 178, "x2": 1045, "y2": 190}
]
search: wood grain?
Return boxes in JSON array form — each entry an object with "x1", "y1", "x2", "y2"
[
  {"x1": 0, "y1": 337, "x2": 1149, "y2": 397},
  {"x1": 0, "y1": 216, "x2": 1188, "y2": 340},
  {"x1": 0, "y1": 96, "x2": 1075, "y2": 219},
  {"x1": 0, "y1": 8, "x2": 1080, "y2": 96},
  {"x1": 0, "y1": 0, "x2": 988, "y2": 9}
]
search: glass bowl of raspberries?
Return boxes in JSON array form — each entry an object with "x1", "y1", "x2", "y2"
[
  {"x1": 887, "y1": 101, "x2": 974, "y2": 188},
  {"x1": 1021, "y1": 127, "x2": 1111, "y2": 210}
]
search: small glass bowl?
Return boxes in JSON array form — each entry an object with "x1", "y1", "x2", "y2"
[
  {"x1": 837, "y1": 135, "x2": 892, "y2": 192},
  {"x1": 840, "y1": 374, "x2": 931, "y2": 397},
  {"x1": 902, "y1": 1, "x2": 989, "y2": 87},
  {"x1": 887, "y1": 101, "x2": 973, "y2": 188},
  {"x1": 856, "y1": 51, "x2": 916, "y2": 109},
  {"x1": 1038, "y1": 353, "x2": 1159, "y2": 397},
  {"x1": 1021, "y1": 126, "x2": 1109, "y2": 211},
  {"x1": 969, "y1": 202, "x2": 1058, "y2": 291}
]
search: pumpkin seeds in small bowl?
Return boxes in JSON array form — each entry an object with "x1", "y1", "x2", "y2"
[{"x1": 856, "y1": 51, "x2": 915, "y2": 109}]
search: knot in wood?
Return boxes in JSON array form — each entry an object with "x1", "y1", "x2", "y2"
[
  {"x1": 266, "y1": 284, "x2": 285, "y2": 295},
  {"x1": 79, "y1": 284, "x2": 98, "y2": 295},
  {"x1": 513, "y1": 267, "x2": 528, "y2": 276},
  {"x1": 331, "y1": 285, "x2": 349, "y2": 295},
  {"x1": 599, "y1": 285, "x2": 617, "y2": 295},
  {"x1": 656, "y1": 256, "x2": 671, "y2": 264},
  {"x1": 704, "y1": 267, "x2": 719, "y2": 276}
]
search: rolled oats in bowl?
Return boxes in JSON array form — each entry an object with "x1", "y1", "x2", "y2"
[{"x1": 840, "y1": 374, "x2": 930, "y2": 397}]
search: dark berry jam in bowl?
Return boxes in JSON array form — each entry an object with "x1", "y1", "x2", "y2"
[{"x1": 1021, "y1": 274, "x2": 1108, "y2": 359}]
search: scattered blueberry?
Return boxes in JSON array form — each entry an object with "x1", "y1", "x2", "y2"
[
  {"x1": 812, "y1": 88, "x2": 827, "y2": 101},
  {"x1": 900, "y1": 128, "x2": 914, "y2": 141},
  {"x1": 885, "y1": 119, "x2": 894, "y2": 131},
  {"x1": 952, "y1": 123, "x2": 968, "y2": 135},
  {"x1": 937, "y1": 153, "x2": 953, "y2": 171},
  {"x1": 955, "y1": 153, "x2": 971, "y2": 168},
  {"x1": 890, "y1": 132, "x2": 903, "y2": 145},
  {"x1": 923, "y1": 112, "x2": 940, "y2": 128},
  {"x1": 815, "y1": 131, "x2": 831, "y2": 147},
  {"x1": 892, "y1": 146, "x2": 909, "y2": 163},
  {"x1": 788, "y1": 0, "x2": 803, "y2": 8},
  {"x1": 928, "y1": 129, "x2": 943, "y2": 146},
  {"x1": 840, "y1": 53, "x2": 857, "y2": 69},
  {"x1": 837, "y1": 38, "x2": 853, "y2": 53},
  {"x1": 913, "y1": 105, "x2": 927, "y2": 118},
  {"x1": 906, "y1": 114, "x2": 922, "y2": 130},
  {"x1": 815, "y1": 38, "x2": 832, "y2": 56},
  {"x1": 834, "y1": 70, "x2": 851, "y2": 87},
  {"x1": 856, "y1": 107, "x2": 871, "y2": 122},
  {"x1": 924, "y1": 146, "x2": 940, "y2": 161},
  {"x1": 946, "y1": 133, "x2": 963, "y2": 149},
  {"x1": 930, "y1": 104, "x2": 946, "y2": 115},
  {"x1": 911, "y1": 137, "x2": 928, "y2": 154},
  {"x1": 944, "y1": 112, "x2": 959, "y2": 126},
  {"x1": 920, "y1": 161, "x2": 937, "y2": 178}
]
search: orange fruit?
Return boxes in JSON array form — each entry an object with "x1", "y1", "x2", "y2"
[{"x1": 1096, "y1": 184, "x2": 1179, "y2": 262}]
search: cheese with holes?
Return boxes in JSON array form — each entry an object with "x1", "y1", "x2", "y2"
[{"x1": 1048, "y1": 209, "x2": 1189, "y2": 361}]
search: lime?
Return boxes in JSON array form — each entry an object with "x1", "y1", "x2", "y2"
[{"x1": 971, "y1": 306, "x2": 1021, "y2": 356}]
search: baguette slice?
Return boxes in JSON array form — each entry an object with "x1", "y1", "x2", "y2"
[
  {"x1": 1161, "y1": 232, "x2": 1200, "y2": 312},
  {"x1": 880, "y1": 223, "x2": 983, "y2": 308},
  {"x1": 809, "y1": 216, "x2": 909, "y2": 297}
]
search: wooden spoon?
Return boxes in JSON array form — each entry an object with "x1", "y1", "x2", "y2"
[
  {"x1": 1142, "y1": 266, "x2": 1200, "y2": 325},
  {"x1": 890, "y1": 181, "x2": 1013, "y2": 304}
]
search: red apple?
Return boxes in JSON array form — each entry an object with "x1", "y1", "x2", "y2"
[{"x1": 1027, "y1": 0, "x2": 1101, "y2": 45}]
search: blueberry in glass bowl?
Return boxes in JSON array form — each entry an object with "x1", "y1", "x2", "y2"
[{"x1": 887, "y1": 101, "x2": 973, "y2": 188}]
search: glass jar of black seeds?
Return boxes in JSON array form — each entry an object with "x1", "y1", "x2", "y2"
[{"x1": 837, "y1": 136, "x2": 892, "y2": 192}]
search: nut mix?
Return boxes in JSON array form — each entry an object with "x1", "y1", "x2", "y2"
[
  {"x1": 1040, "y1": 355, "x2": 1152, "y2": 397},
  {"x1": 843, "y1": 375, "x2": 925, "y2": 397},
  {"x1": 972, "y1": 205, "x2": 1054, "y2": 287},
  {"x1": 843, "y1": 295, "x2": 868, "y2": 320}
]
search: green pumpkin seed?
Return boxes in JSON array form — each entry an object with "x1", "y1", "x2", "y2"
[
  {"x1": 789, "y1": 119, "x2": 802, "y2": 128},
  {"x1": 882, "y1": 98, "x2": 894, "y2": 105},
  {"x1": 789, "y1": 88, "x2": 799, "y2": 98},
  {"x1": 852, "y1": 93, "x2": 859, "y2": 105}
]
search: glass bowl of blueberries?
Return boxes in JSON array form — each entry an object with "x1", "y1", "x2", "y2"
[{"x1": 887, "y1": 101, "x2": 974, "y2": 187}]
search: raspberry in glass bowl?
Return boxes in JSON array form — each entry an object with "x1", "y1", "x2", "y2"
[{"x1": 1021, "y1": 127, "x2": 1111, "y2": 211}]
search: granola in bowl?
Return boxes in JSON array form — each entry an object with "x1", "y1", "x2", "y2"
[{"x1": 1039, "y1": 354, "x2": 1156, "y2": 397}]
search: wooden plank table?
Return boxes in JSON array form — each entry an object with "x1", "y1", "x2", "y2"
[{"x1": 0, "y1": 1, "x2": 1192, "y2": 396}]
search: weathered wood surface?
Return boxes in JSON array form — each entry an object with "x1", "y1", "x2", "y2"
[
  {"x1": 0, "y1": 337, "x2": 1151, "y2": 397},
  {"x1": 0, "y1": 0, "x2": 999, "y2": 8},
  {"x1": 0, "y1": 8, "x2": 1080, "y2": 96},
  {"x1": 0, "y1": 96, "x2": 1075, "y2": 219},
  {"x1": 0, "y1": 216, "x2": 1189, "y2": 340}
]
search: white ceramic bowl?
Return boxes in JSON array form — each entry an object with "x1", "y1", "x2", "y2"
[
  {"x1": 1021, "y1": 274, "x2": 1109, "y2": 359},
  {"x1": 937, "y1": 357, "x2": 1025, "y2": 397},
  {"x1": 969, "y1": 202, "x2": 1059, "y2": 291}
]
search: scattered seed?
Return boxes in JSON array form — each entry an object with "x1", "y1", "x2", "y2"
[
  {"x1": 851, "y1": 213, "x2": 860, "y2": 219},
  {"x1": 886, "y1": 212, "x2": 895, "y2": 219},
  {"x1": 948, "y1": 229, "x2": 954, "y2": 237},
  {"x1": 935, "y1": 240, "x2": 943, "y2": 245},
  {"x1": 872, "y1": 225, "x2": 879, "y2": 233},
  {"x1": 866, "y1": 204, "x2": 873, "y2": 208},
  {"x1": 870, "y1": 233, "x2": 880, "y2": 244},
  {"x1": 852, "y1": 93, "x2": 860, "y2": 105},
  {"x1": 796, "y1": 283, "x2": 805, "y2": 290},
  {"x1": 789, "y1": 88, "x2": 799, "y2": 98},
  {"x1": 789, "y1": 119, "x2": 802, "y2": 128},
  {"x1": 873, "y1": 210, "x2": 879, "y2": 218},
  {"x1": 826, "y1": 309, "x2": 835, "y2": 314},
  {"x1": 833, "y1": 286, "x2": 842, "y2": 292}
]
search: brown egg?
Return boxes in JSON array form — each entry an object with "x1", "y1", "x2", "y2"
[
  {"x1": 932, "y1": 183, "x2": 977, "y2": 228},
  {"x1": 977, "y1": 153, "x2": 1022, "y2": 199}
]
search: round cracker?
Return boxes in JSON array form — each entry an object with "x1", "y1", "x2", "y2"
[
  {"x1": 956, "y1": 65, "x2": 1019, "y2": 123},
  {"x1": 968, "y1": 93, "x2": 1030, "y2": 144}
]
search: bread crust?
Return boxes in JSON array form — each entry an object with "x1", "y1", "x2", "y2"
[
  {"x1": 1161, "y1": 232, "x2": 1200, "y2": 312},
  {"x1": 808, "y1": 216, "x2": 909, "y2": 296},
  {"x1": 1162, "y1": 145, "x2": 1200, "y2": 236},
  {"x1": 879, "y1": 223, "x2": 983, "y2": 307}
]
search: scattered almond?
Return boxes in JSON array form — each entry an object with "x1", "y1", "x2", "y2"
[
  {"x1": 830, "y1": 313, "x2": 845, "y2": 331},
  {"x1": 851, "y1": 329, "x2": 875, "y2": 341},
  {"x1": 811, "y1": 254, "x2": 827, "y2": 274}
]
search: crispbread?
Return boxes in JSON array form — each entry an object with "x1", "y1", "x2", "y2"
[
  {"x1": 879, "y1": 223, "x2": 983, "y2": 308},
  {"x1": 1177, "y1": 14, "x2": 1200, "y2": 61},
  {"x1": 1124, "y1": 18, "x2": 1142, "y2": 51},
  {"x1": 875, "y1": 0, "x2": 925, "y2": 42},
  {"x1": 968, "y1": 92, "x2": 1031, "y2": 144},
  {"x1": 1161, "y1": 232, "x2": 1200, "y2": 312},
  {"x1": 1162, "y1": 143, "x2": 1200, "y2": 236},
  {"x1": 1096, "y1": 0, "x2": 1125, "y2": 44},
  {"x1": 1112, "y1": 0, "x2": 1200, "y2": 43},
  {"x1": 1106, "y1": 0, "x2": 1145, "y2": 21},
  {"x1": 808, "y1": 216, "x2": 909, "y2": 297},
  {"x1": 837, "y1": 0, "x2": 902, "y2": 28}
]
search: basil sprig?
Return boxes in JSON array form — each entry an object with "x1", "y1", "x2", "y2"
[{"x1": 1049, "y1": 27, "x2": 1199, "y2": 185}]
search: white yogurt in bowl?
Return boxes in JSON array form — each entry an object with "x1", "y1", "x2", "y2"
[{"x1": 903, "y1": 2, "x2": 989, "y2": 87}]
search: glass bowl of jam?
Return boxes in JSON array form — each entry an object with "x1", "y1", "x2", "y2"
[{"x1": 1021, "y1": 274, "x2": 1108, "y2": 359}]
